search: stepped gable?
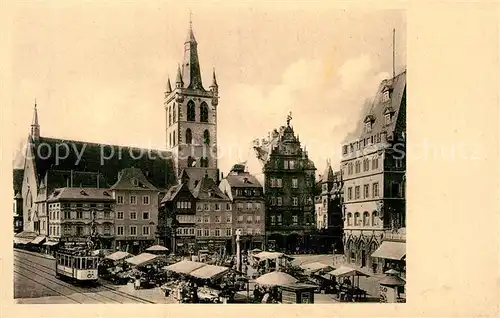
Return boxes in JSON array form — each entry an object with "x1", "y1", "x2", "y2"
[{"x1": 33, "y1": 136, "x2": 175, "y2": 189}]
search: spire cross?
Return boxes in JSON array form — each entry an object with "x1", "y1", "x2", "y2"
[{"x1": 189, "y1": 10, "x2": 193, "y2": 28}]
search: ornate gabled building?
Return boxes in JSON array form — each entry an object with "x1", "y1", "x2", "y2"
[
  {"x1": 256, "y1": 114, "x2": 317, "y2": 253},
  {"x1": 340, "y1": 71, "x2": 406, "y2": 273},
  {"x1": 219, "y1": 163, "x2": 266, "y2": 251},
  {"x1": 164, "y1": 22, "x2": 220, "y2": 190}
]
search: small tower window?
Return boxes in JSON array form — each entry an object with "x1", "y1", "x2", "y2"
[
  {"x1": 186, "y1": 128, "x2": 192, "y2": 144},
  {"x1": 365, "y1": 121, "x2": 372, "y2": 133},
  {"x1": 200, "y1": 102, "x2": 209, "y2": 122},
  {"x1": 203, "y1": 130, "x2": 210, "y2": 145},
  {"x1": 385, "y1": 113, "x2": 392, "y2": 125},
  {"x1": 168, "y1": 107, "x2": 172, "y2": 126},
  {"x1": 187, "y1": 101, "x2": 195, "y2": 122},
  {"x1": 173, "y1": 105, "x2": 177, "y2": 123}
]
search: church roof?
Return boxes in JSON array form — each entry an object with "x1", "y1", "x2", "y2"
[
  {"x1": 43, "y1": 170, "x2": 108, "y2": 193},
  {"x1": 110, "y1": 167, "x2": 158, "y2": 191},
  {"x1": 13, "y1": 169, "x2": 24, "y2": 193},
  {"x1": 47, "y1": 187, "x2": 115, "y2": 202},
  {"x1": 32, "y1": 137, "x2": 174, "y2": 191},
  {"x1": 181, "y1": 25, "x2": 205, "y2": 90}
]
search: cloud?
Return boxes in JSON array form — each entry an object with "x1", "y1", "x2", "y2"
[{"x1": 218, "y1": 54, "x2": 390, "y2": 177}]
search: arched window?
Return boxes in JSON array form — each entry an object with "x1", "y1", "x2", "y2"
[
  {"x1": 203, "y1": 130, "x2": 210, "y2": 145},
  {"x1": 355, "y1": 161, "x2": 361, "y2": 173},
  {"x1": 200, "y1": 157, "x2": 209, "y2": 167},
  {"x1": 348, "y1": 162, "x2": 353, "y2": 175},
  {"x1": 187, "y1": 156, "x2": 195, "y2": 167},
  {"x1": 354, "y1": 212, "x2": 360, "y2": 226},
  {"x1": 187, "y1": 101, "x2": 195, "y2": 122},
  {"x1": 185, "y1": 128, "x2": 192, "y2": 144},
  {"x1": 347, "y1": 213, "x2": 353, "y2": 226},
  {"x1": 173, "y1": 105, "x2": 176, "y2": 123},
  {"x1": 173, "y1": 130, "x2": 176, "y2": 146},
  {"x1": 200, "y1": 102, "x2": 209, "y2": 122},
  {"x1": 372, "y1": 156, "x2": 379, "y2": 170},
  {"x1": 363, "y1": 211, "x2": 370, "y2": 226},
  {"x1": 169, "y1": 132, "x2": 172, "y2": 148},
  {"x1": 363, "y1": 158, "x2": 369, "y2": 171},
  {"x1": 168, "y1": 107, "x2": 172, "y2": 126},
  {"x1": 372, "y1": 211, "x2": 378, "y2": 226}
]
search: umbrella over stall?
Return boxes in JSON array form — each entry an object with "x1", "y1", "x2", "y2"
[
  {"x1": 328, "y1": 266, "x2": 370, "y2": 287},
  {"x1": 253, "y1": 271, "x2": 298, "y2": 287}
]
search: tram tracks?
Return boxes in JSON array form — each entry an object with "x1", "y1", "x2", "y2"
[{"x1": 14, "y1": 251, "x2": 155, "y2": 304}]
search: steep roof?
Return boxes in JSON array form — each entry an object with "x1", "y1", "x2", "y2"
[
  {"x1": 13, "y1": 169, "x2": 24, "y2": 193},
  {"x1": 110, "y1": 167, "x2": 158, "y2": 191},
  {"x1": 32, "y1": 136, "x2": 175, "y2": 190},
  {"x1": 322, "y1": 161, "x2": 334, "y2": 183},
  {"x1": 42, "y1": 170, "x2": 108, "y2": 193},
  {"x1": 161, "y1": 181, "x2": 193, "y2": 204},
  {"x1": 343, "y1": 71, "x2": 406, "y2": 143},
  {"x1": 47, "y1": 187, "x2": 115, "y2": 202},
  {"x1": 192, "y1": 176, "x2": 229, "y2": 201},
  {"x1": 181, "y1": 25, "x2": 205, "y2": 90},
  {"x1": 225, "y1": 172, "x2": 262, "y2": 189}
]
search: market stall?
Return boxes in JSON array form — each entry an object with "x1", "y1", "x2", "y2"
[
  {"x1": 328, "y1": 266, "x2": 370, "y2": 302},
  {"x1": 126, "y1": 253, "x2": 166, "y2": 289},
  {"x1": 145, "y1": 244, "x2": 169, "y2": 255}
]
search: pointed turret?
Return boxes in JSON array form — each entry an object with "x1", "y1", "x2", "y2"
[
  {"x1": 210, "y1": 67, "x2": 218, "y2": 95},
  {"x1": 322, "y1": 159, "x2": 334, "y2": 183},
  {"x1": 175, "y1": 64, "x2": 183, "y2": 88},
  {"x1": 181, "y1": 20, "x2": 204, "y2": 90},
  {"x1": 166, "y1": 77, "x2": 172, "y2": 93},
  {"x1": 30, "y1": 100, "x2": 40, "y2": 141}
]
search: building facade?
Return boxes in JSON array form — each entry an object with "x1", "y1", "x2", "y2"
[
  {"x1": 46, "y1": 187, "x2": 116, "y2": 249},
  {"x1": 340, "y1": 71, "x2": 406, "y2": 273},
  {"x1": 164, "y1": 23, "x2": 220, "y2": 189},
  {"x1": 219, "y1": 163, "x2": 266, "y2": 251},
  {"x1": 111, "y1": 168, "x2": 159, "y2": 254},
  {"x1": 256, "y1": 114, "x2": 317, "y2": 253}
]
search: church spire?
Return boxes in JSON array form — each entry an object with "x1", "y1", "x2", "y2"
[
  {"x1": 175, "y1": 64, "x2": 183, "y2": 88},
  {"x1": 182, "y1": 15, "x2": 204, "y2": 90},
  {"x1": 31, "y1": 99, "x2": 40, "y2": 141},
  {"x1": 166, "y1": 77, "x2": 172, "y2": 93},
  {"x1": 210, "y1": 67, "x2": 218, "y2": 95}
]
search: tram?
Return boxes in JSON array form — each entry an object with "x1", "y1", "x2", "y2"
[{"x1": 55, "y1": 246, "x2": 100, "y2": 283}]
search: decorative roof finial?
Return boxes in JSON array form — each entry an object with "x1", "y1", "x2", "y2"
[
  {"x1": 189, "y1": 9, "x2": 193, "y2": 29},
  {"x1": 286, "y1": 111, "x2": 292, "y2": 126}
]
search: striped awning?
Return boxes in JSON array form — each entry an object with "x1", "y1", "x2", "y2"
[
  {"x1": 30, "y1": 235, "x2": 47, "y2": 245},
  {"x1": 371, "y1": 241, "x2": 406, "y2": 260},
  {"x1": 14, "y1": 237, "x2": 33, "y2": 244}
]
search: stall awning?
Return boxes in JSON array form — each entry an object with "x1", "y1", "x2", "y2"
[
  {"x1": 30, "y1": 235, "x2": 46, "y2": 245},
  {"x1": 189, "y1": 265, "x2": 229, "y2": 280},
  {"x1": 163, "y1": 260, "x2": 206, "y2": 275},
  {"x1": 125, "y1": 253, "x2": 160, "y2": 266},
  {"x1": 371, "y1": 241, "x2": 406, "y2": 260},
  {"x1": 43, "y1": 241, "x2": 59, "y2": 246},
  {"x1": 300, "y1": 262, "x2": 334, "y2": 273},
  {"x1": 14, "y1": 237, "x2": 33, "y2": 244},
  {"x1": 105, "y1": 251, "x2": 132, "y2": 261}
]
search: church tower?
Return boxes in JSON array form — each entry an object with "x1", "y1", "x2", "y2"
[
  {"x1": 164, "y1": 19, "x2": 219, "y2": 189},
  {"x1": 30, "y1": 100, "x2": 40, "y2": 141}
]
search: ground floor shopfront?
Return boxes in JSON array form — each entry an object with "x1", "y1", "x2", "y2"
[
  {"x1": 266, "y1": 231, "x2": 315, "y2": 254},
  {"x1": 115, "y1": 237, "x2": 155, "y2": 254}
]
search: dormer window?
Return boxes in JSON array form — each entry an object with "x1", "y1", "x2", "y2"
[
  {"x1": 364, "y1": 115, "x2": 374, "y2": 133},
  {"x1": 385, "y1": 113, "x2": 391, "y2": 125},
  {"x1": 382, "y1": 86, "x2": 392, "y2": 102},
  {"x1": 131, "y1": 178, "x2": 139, "y2": 186},
  {"x1": 384, "y1": 107, "x2": 394, "y2": 126}
]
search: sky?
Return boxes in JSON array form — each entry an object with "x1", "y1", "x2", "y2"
[{"x1": 10, "y1": 2, "x2": 406, "y2": 180}]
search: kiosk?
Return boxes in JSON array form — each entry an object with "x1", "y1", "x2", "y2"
[{"x1": 280, "y1": 283, "x2": 317, "y2": 304}]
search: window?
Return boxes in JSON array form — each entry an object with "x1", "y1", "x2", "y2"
[
  {"x1": 354, "y1": 212, "x2": 360, "y2": 226},
  {"x1": 196, "y1": 215, "x2": 202, "y2": 223},
  {"x1": 372, "y1": 211, "x2": 378, "y2": 226},
  {"x1": 355, "y1": 186, "x2": 360, "y2": 199},
  {"x1": 247, "y1": 203, "x2": 252, "y2": 210},
  {"x1": 142, "y1": 196, "x2": 150, "y2": 205},
  {"x1": 226, "y1": 203, "x2": 232, "y2": 211},
  {"x1": 130, "y1": 212, "x2": 137, "y2": 220},
  {"x1": 169, "y1": 133, "x2": 172, "y2": 148},
  {"x1": 247, "y1": 215, "x2": 252, "y2": 223},
  {"x1": 365, "y1": 121, "x2": 372, "y2": 133},
  {"x1": 143, "y1": 226, "x2": 150, "y2": 235},
  {"x1": 363, "y1": 158, "x2": 369, "y2": 171},
  {"x1": 226, "y1": 228, "x2": 232, "y2": 236},
  {"x1": 215, "y1": 215, "x2": 221, "y2": 223},
  {"x1": 131, "y1": 178, "x2": 139, "y2": 186},
  {"x1": 271, "y1": 215, "x2": 276, "y2": 225},
  {"x1": 292, "y1": 215, "x2": 298, "y2": 225},
  {"x1": 277, "y1": 179, "x2": 282, "y2": 188},
  {"x1": 77, "y1": 211, "x2": 83, "y2": 219},
  {"x1": 187, "y1": 101, "x2": 195, "y2": 121},
  {"x1": 204, "y1": 204, "x2": 209, "y2": 211},
  {"x1": 355, "y1": 161, "x2": 361, "y2": 173},
  {"x1": 214, "y1": 203, "x2": 220, "y2": 211},
  {"x1": 247, "y1": 228, "x2": 253, "y2": 235},
  {"x1": 292, "y1": 197, "x2": 298, "y2": 206},
  {"x1": 173, "y1": 130, "x2": 176, "y2": 146},
  {"x1": 364, "y1": 185, "x2": 369, "y2": 198},
  {"x1": 343, "y1": 145, "x2": 348, "y2": 155},
  {"x1": 185, "y1": 128, "x2": 192, "y2": 144},
  {"x1": 203, "y1": 215, "x2": 210, "y2": 223},
  {"x1": 385, "y1": 113, "x2": 391, "y2": 125},
  {"x1": 255, "y1": 215, "x2": 261, "y2": 223},
  {"x1": 142, "y1": 212, "x2": 149, "y2": 220},
  {"x1": 392, "y1": 182, "x2": 401, "y2": 198},
  {"x1": 383, "y1": 89, "x2": 390, "y2": 102},
  {"x1": 348, "y1": 187, "x2": 353, "y2": 200},
  {"x1": 253, "y1": 202, "x2": 260, "y2": 210},
  {"x1": 395, "y1": 158, "x2": 403, "y2": 168},
  {"x1": 203, "y1": 229, "x2": 209, "y2": 237},
  {"x1": 197, "y1": 203, "x2": 203, "y2": 211},
  {"x1": 373, "y1": 183, "x2": 379, "y2": 197},
  {"x1": 104, "y1": 211, "x2": 110, "y2": 219},
  {"x1": 173, "y1": 105, "x2": 176, "y2": 123},
  {"x1": 130, "y1": 195, "x2": 137, "y2": 205},
  {"x1": 372, "y1": 157, "x2": 379, "y2": 170},
  {"x1": 292, "y1": 178, "x2": 298, "y2": 188},
  {"x1": 215, "y1": 229, "x2": 221, "y2": 237},
  {"x1": 277, "y1": 197, "x2": 282, "y2": 206},
  {"x1": 203, "y1": 130, "x2": 210, "y2": 145},
  {"x1": 200, "y1": 102, "x2": 209, "y2": 122},
  {"x1": 348, "y1": 163, "x2": 353, "y2": 175},
  {"x1": 197, "y1": 229, "x2": 202, "y2": 237},
  {"x1": 254, "y1": 228, "x2": 261, "y2": 235},
  {"x1": 130, "y1": 226, "x2": 137, "y2": 236},
  {"x1": 223, "y1": 213, "x2": 231, "y2": 223},
  {"x1": 363, "y1": 212, "x2": 370, "y2": 226},
  {"x1": 289, "y1": 160, "x2": 295, "y2": 169},
  {"x1": 238, "y1": 215, "x2": 244, "y2": 222},
  {"x1": 237, "y1": 203, "x2": 244, "y2": 210},
  {"x1": 183, "y1": 228, "x2": 189, "y2": 235}
]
